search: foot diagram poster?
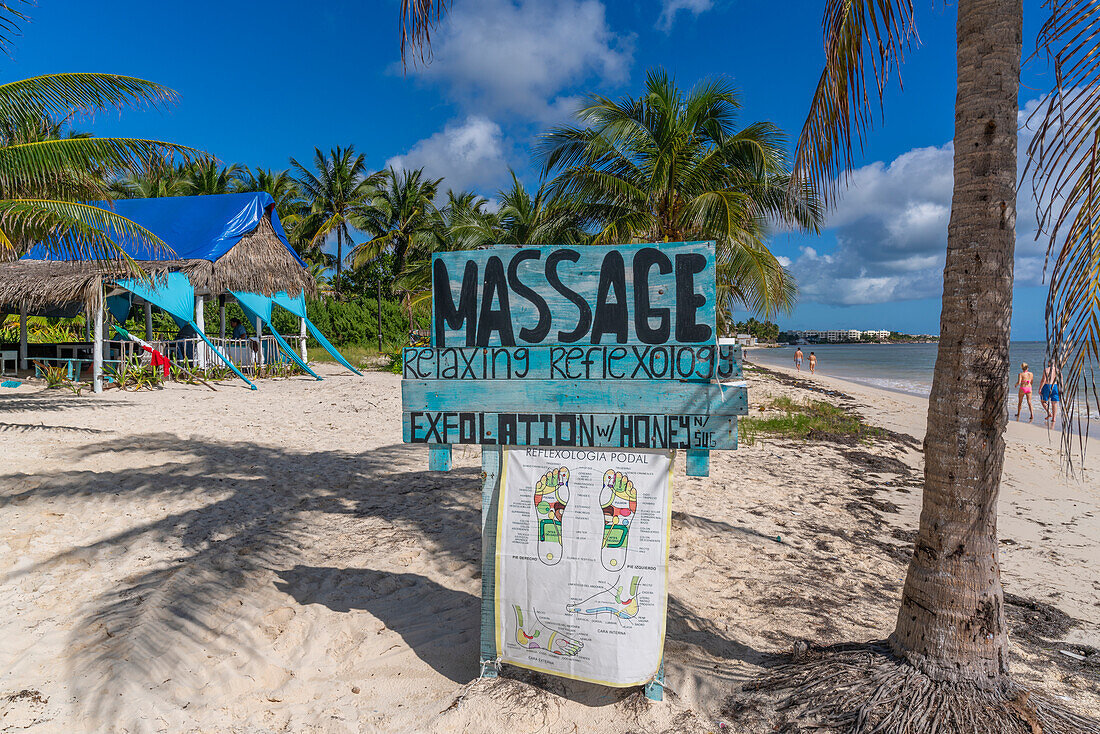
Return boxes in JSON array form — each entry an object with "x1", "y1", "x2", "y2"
[{"x1": 494, "y1": 447, "x2": 672, "y2": 686}]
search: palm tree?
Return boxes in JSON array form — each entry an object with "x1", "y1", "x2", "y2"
[
  {"x1": 0, "y1": 73, "x2": 199, "y2": 261},
  {"x1": 540, "y1": 70, "x2": 821, "y2": 323},
  {"x1": 235, "y1": 167, "x2": 300, "y2": 220},
  {"x1": 401, "y1": 4, "x2": 1100, "y2": 730},
  {"x1": 180, "y1": 160, "x2": 243, "y2": 196},
  {"x1": 109, "y1": 152, "x2": 189, "y2": 199},
  {"x1": 351, "y1": 167, "x2": 443, "y2": 278},
  {"x1": 452, "y1": 172, "x2": 588, "y2": 250},
  {"x1": 291, "y1": 145, "x2": 374, "y2": 290}
]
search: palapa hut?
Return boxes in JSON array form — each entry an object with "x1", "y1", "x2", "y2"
[{"x1": 0, "y1": 192, "x2": 359, "y2": 392}]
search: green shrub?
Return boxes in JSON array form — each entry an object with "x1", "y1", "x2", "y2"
[{"x1": 740, "y1": 398, "x2": 882, "y2": 445}]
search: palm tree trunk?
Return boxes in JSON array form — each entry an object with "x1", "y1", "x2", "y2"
[
  {"x1": 335, "y1": 227, "x2": 344, "y2": 296},
  {"x1": 889, "y1": 0, "x2": 1021, "y2": 682}
]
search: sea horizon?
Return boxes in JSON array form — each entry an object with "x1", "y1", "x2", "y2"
[{"x1": 747, "y1": 341, "x2": 1099, "y2": 424}]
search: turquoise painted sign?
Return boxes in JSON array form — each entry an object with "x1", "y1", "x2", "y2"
[
  {"x1": 402, "y1": 241, "x2": 745, "y2": 464},
  {"x1": 431, "y1": 242, "x2": 716, "y2": 347},
  {"x1": 402, "y1": 345, "x2": 741, "y2": 381}
]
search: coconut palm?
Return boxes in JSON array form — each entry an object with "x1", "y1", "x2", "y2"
[
  {"x1": 350, "y1": 167, "x2": 443, "y2": 278},
  {"x1": 0, "y1": 73, "x2": 200, "y2": 261},
  {"x1": 450, "y1": 172, "x2": 588, "y2": 251},
  {"x1": 235, "y1": 167, "x2": 300, "y2": 220},
  {"x1": 291, "y1": 145, "x2": 374, "y2": 290},
  {"x1": 109, "y1": 152, "x2": 189, "y2": 199},
  {"x1": 540, "y1": 69, "x2": 821, "y2": 322},
  {"x1": 755, "y1": 1, "x2": 1097, "y2": 730},
  {"x1": 180, "y1": 160, "x2": 244, "y2": 196}
]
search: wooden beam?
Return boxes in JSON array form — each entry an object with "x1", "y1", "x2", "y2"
[
  {"x1": 404, "y1": 411, "x2": 738, "y2": 449},
  {"x1": 402, "y1": 380, "x2": 747, "y2": 416},
  {"x1": 402, "y1": 344, "x2": 742, "y2": 381},
  {"x1": 479, "y1": 445, "x2": 502, "y2": 678},
  {"x1": 428, "y1": 445, "x2": 452, "y2": 471},
  {"x1": 685, "y1": 449, "x2": 710, "y2": 477}
]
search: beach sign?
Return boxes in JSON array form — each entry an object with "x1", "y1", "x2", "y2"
[{"x1": 400, "y1": 241, "x2": 746, "y2": 698}]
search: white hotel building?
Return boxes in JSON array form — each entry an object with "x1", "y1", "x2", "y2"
[{"x1": 792, "y1": 329, "x2": 892, "y2": 342}]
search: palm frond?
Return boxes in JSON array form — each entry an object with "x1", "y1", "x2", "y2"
[
  {"x1": 0, "y1": 199, "x2": 172, "y2": 272},
  {"x1": 0, "y1": 137, "x2": 199, "y2": 194},
  {"x1": 789, "y1": 0, "x2": 917, "y2": 203},
  {"x1": 0, "y1": 2, "x2": 28, "y2": 58},
  {"x1": 0, "y1": 73, "x2": 179, "y2": 121},
  {"x1": 1029, "y1": 0, "x2": 1100, "y2": 462},
  {"x1": 399, "y1": 0, "x2": 450, "y2": 68}
]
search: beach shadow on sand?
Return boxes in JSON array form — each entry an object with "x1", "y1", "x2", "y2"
[
  {"x1": 275, "y1": 566, "x2": 480, "y2": 684},
  {"x1": 2, "y1": 436, "x2": 483, "y2": 727},
  {"x1": 2, "y1": 433, "x2": 786, "y2": 725}
]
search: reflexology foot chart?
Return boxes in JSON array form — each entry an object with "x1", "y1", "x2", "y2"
[
  {"x1": 534, "y1": 468, "x2": 569, "y2": 565},
  {"x1": 496, "y1": 448, "x2": 671, "y2": 687},
  {"x1": 567, "y1": 575, "x2": 641, "y2": 625},
  {"x1": 600, "y1": 470, "x2": 636, "y2": 571},
  {"x1": 513, "y1": 606, "x2": 583, "y2": 656}
]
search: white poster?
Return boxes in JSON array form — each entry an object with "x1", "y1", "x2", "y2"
[{"x1": 494, "y1": 447, "x2": 672, "y2": 687}]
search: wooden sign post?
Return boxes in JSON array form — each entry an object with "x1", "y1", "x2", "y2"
[{"x1": 401, "y1": 242, "x2": 745, "y2": 699}]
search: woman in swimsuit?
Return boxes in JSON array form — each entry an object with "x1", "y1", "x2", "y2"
[{"x1": 1015, "y1": 362, "x2": 1034, "y2": 422}]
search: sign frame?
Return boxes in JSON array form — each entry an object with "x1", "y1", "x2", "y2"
[{"x1": 402, "y1": 241, "x2": 748, "y2": 700}]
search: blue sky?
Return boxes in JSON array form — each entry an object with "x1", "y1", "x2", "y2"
[{"x1": 9, "y1": 1, "x2": 1055, "y2": 338}]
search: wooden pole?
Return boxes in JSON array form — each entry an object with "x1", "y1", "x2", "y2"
[
  {"x1": 256, "y1": 316, "x2": 263, "y2": 366},
  {"x1": 144, "y1": 302, "x2": 153, "y2": 341},
  {"x1": 194, "y1": 295, "x2": 205, "y2": 368},
  {"x1": 18, "y1": 304, "x2": 27, "y2": 370},
  {"x1": 479, "y1": 445, "x2": 502, "y2": 679},
  {"x1": 299, "y1": 316, "x2": 308, "y2": 362},
  {"x1": 92, "y1": 300, "x2": 103, "y2": 394},
  {"x1": 219, "y1": 295, "x2": 226, "y2": 340}
]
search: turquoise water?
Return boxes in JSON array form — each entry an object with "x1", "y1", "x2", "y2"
[{"x1": 748, "y1": 341, "x2": 1089, "y2": 411}]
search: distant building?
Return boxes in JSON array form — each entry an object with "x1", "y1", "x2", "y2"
[
  {"x1": 734, "y1": 333, "x2": 756, "y2": 347},
  {"x1": 786, "y1": 328, "x2": 892, "y2": 342}
]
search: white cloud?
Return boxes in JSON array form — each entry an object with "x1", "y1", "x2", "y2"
[
  {"x1": 656, "y1": 0, "x2": 714, "y2": 32},
  {"x1": 387, "y1": 116, "x2": 510, "y2": 194},
  {"x1": 791, "y1": 111, "x2": 1055, "y2": 307},
  {"x1": 410, "y1": 0, "x2": 633, "y2": 122}
]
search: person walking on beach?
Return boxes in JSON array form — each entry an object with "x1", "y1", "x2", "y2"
[
  {"x1": 794, "y1": 347, "x2": 803, "y2": 372},
  {"x1": 809, "y1": 352, "x2": 817, "y2": 374},
  {"x1": 1015, "y1": 362, "x2": 1034, "y2": 422},
  {"x1": 1039, "y1": 360, "x2": 1061, "y2": 425}
]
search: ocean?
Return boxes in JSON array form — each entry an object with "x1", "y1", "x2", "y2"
[{"x1": 747, "y1": 341, "x2": 1096, "y2": 419}]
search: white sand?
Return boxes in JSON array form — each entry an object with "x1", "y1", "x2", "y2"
[{"x1": 0, "y1": 360, "x2": 1096, "y2": 733}]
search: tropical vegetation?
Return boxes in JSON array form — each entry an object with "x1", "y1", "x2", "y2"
[
  {"x1": 541, "y1": 69, "x2": 821, "y2": 322},
  {"x1": 8, "y1": 72, "x2": 811, "y2": 332}
]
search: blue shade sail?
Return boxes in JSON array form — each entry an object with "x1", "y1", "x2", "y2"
[{"x1": 23, "y1": 192, "x2": 304, "y2": 267}]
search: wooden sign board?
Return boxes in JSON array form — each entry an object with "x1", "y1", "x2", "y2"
[
  {"x1": 400, "y1": 241, "x2": 747, "y2": 699},
  {"x1": 402, "y1": 242, "x2": 746, "y2": 471}
]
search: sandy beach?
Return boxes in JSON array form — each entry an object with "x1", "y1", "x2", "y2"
[{"x1": 1, "y1": 361, "x2": 1097, "y2": 733}]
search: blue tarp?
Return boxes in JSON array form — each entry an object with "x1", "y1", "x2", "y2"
[
  {"x1": 272, "y1": 291, "x2": 362, "y2": 375},
  {"x1": 24, "y1": 192, "x2": 305, "y2": 266},
  {"x1": 105, "y1": 293, "x2": 132, "y2": 324},
  {"x1": 230, "y1": 290, "x2": 321, "y2": 380},
  {"x1": 115, "y1": 273, "x2": 257, "y2": 390}
]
